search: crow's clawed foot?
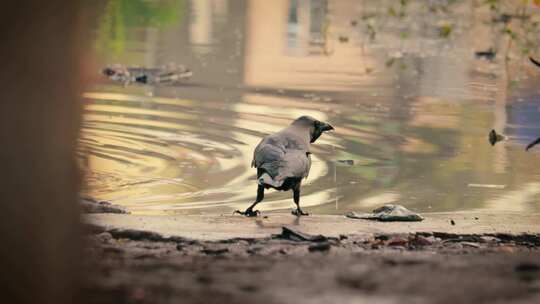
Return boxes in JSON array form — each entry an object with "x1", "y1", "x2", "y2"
[
  {"x1": 291, "y1": 208, "x2": 309, "y2": 217},
  {"x1": 233, "y1": 209, "x2": 261, "y2": 217}
]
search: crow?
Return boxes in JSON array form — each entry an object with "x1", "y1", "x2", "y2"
[{"x1": 235, "y1": 116, "x2": 333, "y2": 217}]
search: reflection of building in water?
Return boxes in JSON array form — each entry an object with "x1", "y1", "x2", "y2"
[
  {"x1": 244, "y1": 0, "x2": 376, "y2": 91},
  {"x1": 286, "y1": 0, "x2": 327, "y2": 55},
  {"x1": 506, "y1": 96, "x2": 540, "y2": 145},
  {"x1": 189, "y1": 0, "x2": 229, "y2": 55},
  {"x1": 153, "y1": 0, "x2": 246, "y2": 99}
]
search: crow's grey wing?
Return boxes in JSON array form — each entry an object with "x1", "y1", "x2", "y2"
[
  {"x1": 274, "y1": 151, "x2": 311, "y2": 181},
  {"x1": 251, "y1": 136, "x2": 286, "y2": 177},
  {"x1": 252, "y1": 129, "x2": 311, "y2": 181}
]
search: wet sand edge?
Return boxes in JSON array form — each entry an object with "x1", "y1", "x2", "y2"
[{"x1": 83, "y1": 211, "x2": 540, "y2": 241}]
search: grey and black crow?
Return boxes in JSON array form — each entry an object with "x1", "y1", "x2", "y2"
[{"x1": 235, "y1": 116, "x2": 333, "y2": 217}]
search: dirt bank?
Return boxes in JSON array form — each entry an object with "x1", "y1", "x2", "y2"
[{"x1": 83, "y1": 212, "x2": 540, "y2": 304}]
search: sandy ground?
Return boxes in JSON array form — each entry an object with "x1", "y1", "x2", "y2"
[{"x1": 82, "y1": 211, "x2": 540, "y2": 304}]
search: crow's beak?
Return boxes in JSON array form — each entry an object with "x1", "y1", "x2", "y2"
[{"x1": 321, "y1": 123, "x2": 334, "y2": 132}]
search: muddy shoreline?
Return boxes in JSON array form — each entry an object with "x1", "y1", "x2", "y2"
[{"x1": 83, "y1": 210, "x2": 540, "y2": 303}]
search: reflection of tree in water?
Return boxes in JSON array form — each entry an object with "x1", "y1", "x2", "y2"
[
  {"x1": 311, "y1": 1, "x2": 540, "y2": 213},
  {"x1": 94, "y1": 0, "x2": 187, "y2": 56},
  {"x1": 355, "y1": 0, "x2": 540, "y2": 85},
  {"x1": 84, "y1": 1, "x2": 253, "y2": 213}
]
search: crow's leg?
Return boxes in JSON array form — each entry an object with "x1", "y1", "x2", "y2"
[
  {"x1": 234, "y1": 185, "x2": 264, "y2": 217},
  {"x1": 291, "y1": 184, "x2": 309, "y2": 216}
]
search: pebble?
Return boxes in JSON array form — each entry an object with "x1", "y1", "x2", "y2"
[
  {"x1": 201, "y1": 248, "x2": 229, "y2": 255},
  {"x1": 497, "y1": 245, "x2": 516, "y2": 253},
  {"x1": 461, "y1": 242, "x2": 481, "y2": 248},
  {"x1": 411, "y1": 235, "x2": 433, "y2": 246},
  {"x1": 515, "y1": 263, "x2": 540, "y2": 273},
  {"x1": 388, "y1": 237, "x2": 408, "y2": 247},
  {"x1": 308, "y1": 242, "x2": 331, "y2": 252}
]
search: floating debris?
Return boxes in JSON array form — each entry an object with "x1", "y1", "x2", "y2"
[
  {"x1": 492, "y1": 13, "x2": 529, "y2": 24},
  {"x1": 475, "y1": 49, "x2": 496, "y2": 60},
  {"x1": 492, "y1": 13, "x2": 512, "y2": 23},
  {"x1": 346, "y1": 204, "x2": 424, "y2": 222},
  {"x1": 80, "y1": 197, "x2": 128, "y2": 214},
  {"x1": 530, "y1": 57, "x2": 540, "y2": 68},
  {"x1": 526, "y1": 137, "x2": 540, "y2": 151},
  {"x1": 336, "y1": 160, "x2": 354, "y2": 166},
  {"x1": 102, "y1": 63, "x2": 192, "y2": 85},
  {"x1": 438, "y1": 24, "x2": 453, "y2": 38},
  {"x1": 467, "y1": 184, "x2": 506, "y2": 189},
  {"x1": 450, "y1": 219, "x2": 456, "y2": 226},
  {"x1": 338, "y1": 36, "x2": 349, "y2": 43},
  {"x1": 488, "y1": 129, "x2": 505, "y2": 146}
]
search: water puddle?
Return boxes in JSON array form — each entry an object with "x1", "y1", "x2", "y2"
[{"x1": 81, "y1": 0, "x2": 540, "y2": 215}]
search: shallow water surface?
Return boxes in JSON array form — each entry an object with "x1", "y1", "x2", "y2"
[{"x1": 81, "y1": 0, "x2": 540, "y2": 215}]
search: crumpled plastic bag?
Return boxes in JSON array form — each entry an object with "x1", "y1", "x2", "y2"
[{"x1": 345, "y1": 204, "x2": 424, "y2": 222}]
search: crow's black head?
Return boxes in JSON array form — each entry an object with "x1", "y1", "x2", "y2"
[{"x1": 292, "y1": 116, "x2": 334, "y2": 143}]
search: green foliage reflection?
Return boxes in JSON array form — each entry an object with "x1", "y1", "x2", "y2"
[{"x1": 95, "y1": 0, "x2": 186, "y2": 56}]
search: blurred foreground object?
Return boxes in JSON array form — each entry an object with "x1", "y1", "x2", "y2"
[{"x1": 0, "y1": 1, "x2": 82, "y2": 304}]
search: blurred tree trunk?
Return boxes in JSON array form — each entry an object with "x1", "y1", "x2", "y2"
[{"x1": 0, "y1": 2, "x2": 83, "y2": 304}]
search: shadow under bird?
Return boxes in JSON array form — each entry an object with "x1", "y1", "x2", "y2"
[{"x1": 235, "y1": 116, "x2": 334, "y2": 217}]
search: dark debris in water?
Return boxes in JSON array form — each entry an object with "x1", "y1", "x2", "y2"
[
  {"x1": 102, "y1": 64, "x2": 192, "y2": 85},
  {"x1": 488, "y1": 128, "x2": 540, "y2": 152},
  {"x1": 488, "y1": 129, "x2": 505, "y2": 146},
  {"x1": 526, "y1": 137, "x2": 540, "y2": 151},
  {"x1": 80, "y1": 197, "x2": 129, "y2": 214},
  {"x1": 531, "y1": 57, "x2": 540, "y2": 68},
  {"x1": 475, "y1": 49, "x2": 496, "y2": 61},
  {"x1": 492, "y1": 13, "x2": 529, "y2": 24},
  {"x1": 338, "y1": 36, "x2": 349, "y2": 43},
  {"x1": 336, "y1": 159, "x2": 354, "y2": 166}
]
